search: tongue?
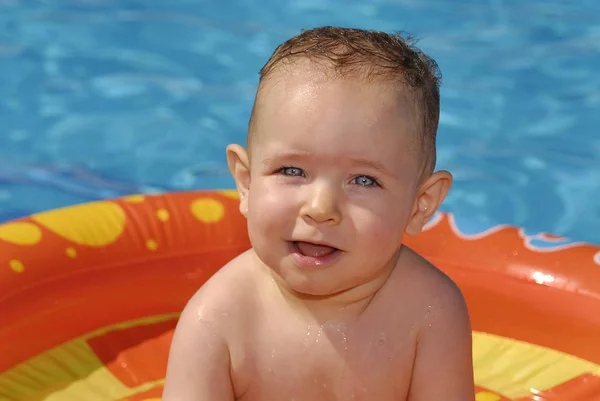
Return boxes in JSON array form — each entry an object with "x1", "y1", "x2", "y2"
[{"x1": 295, "y1": 242, "x2": 337, "y2": 257}]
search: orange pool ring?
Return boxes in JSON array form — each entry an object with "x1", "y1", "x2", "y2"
[{"x1": 0, "y1": 190, "x2": 599, "y2": 400}]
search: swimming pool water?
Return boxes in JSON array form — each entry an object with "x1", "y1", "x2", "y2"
[{"x1": 0, "y1": 0, "x2": 599, "y2": 244}]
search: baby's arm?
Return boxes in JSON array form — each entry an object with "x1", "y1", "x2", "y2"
[
  {"x1": 407, "y1": 280, "x2": 475, "y2": 401},
  {"x1": 162, "y1": 291, "x2": 235, "y2": 401}
]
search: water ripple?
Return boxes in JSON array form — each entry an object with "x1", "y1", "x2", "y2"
[{"x1": 0, "y1": 0, "x2": 599, "y2": 244}]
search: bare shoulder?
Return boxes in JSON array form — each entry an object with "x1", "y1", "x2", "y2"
[
  {"x1": 395, "y1": 246, "x2": 475, "y2": 401},
  {"x1": 180, "y1": 248, "x2": 259, "y2": 329},
  {"x1": 396, "y1": 245, "x2": 470, "y2": 324},
  {"x1": 162, "y1": 249, "x2": 260, "y2": 401}
]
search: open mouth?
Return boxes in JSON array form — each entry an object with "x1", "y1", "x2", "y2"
[{"x1": 292, "y1": 241, "x2": 339, "y2": 258}]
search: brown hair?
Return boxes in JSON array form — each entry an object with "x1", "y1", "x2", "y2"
[{"x1": 248, "y1": 26, "x2": 442, "y2": 174}]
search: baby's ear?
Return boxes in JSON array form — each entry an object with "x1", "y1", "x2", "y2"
[
  {"x1": 405, "y1": 170, "x2": 452, "y2": 236},
  {"x1": 226, "y1": 144, "x2": 251, "y2": 217}
]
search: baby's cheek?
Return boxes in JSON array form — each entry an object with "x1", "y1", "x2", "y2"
[
  {"x1": 251, "y1": 188, "x2": 295, "y2": 225},
  {"x1": 361, "y1": 212, "x2": 407, "y2": 244}
]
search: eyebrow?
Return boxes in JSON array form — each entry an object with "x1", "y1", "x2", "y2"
[
  {"x1": 347, "y1": 157, "x2": 394, "y2": 177},
  {"x1": 261, "y1": 152, "x2": 395, "y2": 177}
]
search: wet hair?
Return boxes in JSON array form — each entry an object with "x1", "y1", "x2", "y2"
[{"x1": 248, "y1": 26, "x2": 442, "y2": 174}]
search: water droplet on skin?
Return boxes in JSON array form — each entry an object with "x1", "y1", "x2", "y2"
[
  {"x1": 378, "y1": 332, "x2": 386, "y2": 346},
  {"x1": 326, "y1": 321, "x2": 348, "y2": 351},
  {"x1": 271, "y1": 349, "x2": 276, "y2": 358},
  {"x1": 426, "y1": 305, "x2": 432, "y2": 315},
  {"x1": 303, "y1": 326, "x2": 311, "y2": 349},
  {"x1": 222, "y1": 311, "x2": 229, "y2": 317},
  {"x1": 196, "y1": 309, "x2": 211, "y2": 328}
]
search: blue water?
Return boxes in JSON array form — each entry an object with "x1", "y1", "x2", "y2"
[{"x1": 0, "y1": 0, "x2": 599, "y2": 244}]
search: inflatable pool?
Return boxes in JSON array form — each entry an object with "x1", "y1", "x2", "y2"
[{"x1": 1, "y1": 190, "x2": 599, "y2": 401}]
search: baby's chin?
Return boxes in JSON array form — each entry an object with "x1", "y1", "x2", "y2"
[
  {"x1": 276, "y1": 268, "x2": 367, "y2": 301},
  {"x1": 254, "y1": 249, "x2": 376, "y2": 301},
  {"x1": 287, "y1": 280, "x2": 347, "y2": 299}
]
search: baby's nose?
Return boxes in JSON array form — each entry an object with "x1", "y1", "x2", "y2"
[{"x1": 300, "y1": 182, "x2": 341, "y2": 224}]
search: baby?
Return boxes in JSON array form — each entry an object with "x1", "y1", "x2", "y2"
[{"x1": 162, "y1": 26, "x2": 475, "y2": 401}]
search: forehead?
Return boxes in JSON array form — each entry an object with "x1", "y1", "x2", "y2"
[
  {"x1": 251, "y1": 69, "x2": 421, "y2": 172},
  {"x1": 258, "y1": 66, "x2": 417, "y2": 124}
]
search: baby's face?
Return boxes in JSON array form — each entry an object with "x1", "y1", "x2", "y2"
[{"x1": 244, "y1": 70, "x2": 425, "y2": 296}]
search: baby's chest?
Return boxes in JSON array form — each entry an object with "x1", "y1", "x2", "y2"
[{"x1": 232, "y1": 323, "x2": 415, "y2": 401}]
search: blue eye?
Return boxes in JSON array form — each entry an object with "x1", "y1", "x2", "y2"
[
  {"x1": 352, "y1": 175, "x2": 378, "y2": 187},
  {"x1": 280, "y1": 167, "x2": 304, "y2": 176}
]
